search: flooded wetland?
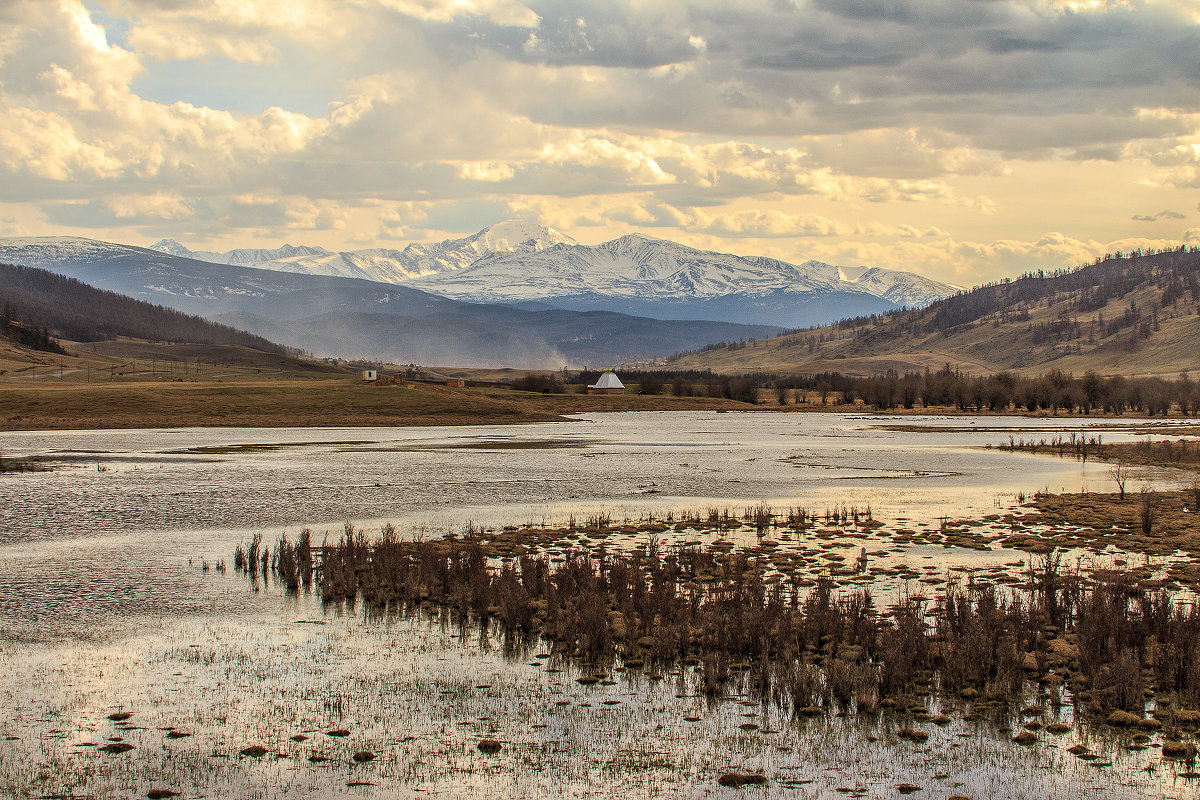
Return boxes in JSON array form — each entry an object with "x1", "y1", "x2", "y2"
[{"x1": 3, "y1": 411, "x2": 1200, "y2": 799}]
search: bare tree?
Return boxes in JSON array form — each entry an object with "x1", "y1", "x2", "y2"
[
  {"x1": 1110, "y1": 460, "x2": 1130, "y2": 499},
  {"x1": 775, "y1": 380, "x2": 790, "y2": 405}
]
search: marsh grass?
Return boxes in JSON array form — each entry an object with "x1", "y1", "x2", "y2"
[
  {"x1": 290, "y1": 523, "x2": 1200, "y2": 722},
  {"x1": 11, "y1": 599, "x2": 1148, "y2": 800},
  {"x1": 1000, "y1": 433, "x2": 1200, "y2": 473},
  {"x1": 1025, "y1": 487, "x2": 1200, "y2": 556}
]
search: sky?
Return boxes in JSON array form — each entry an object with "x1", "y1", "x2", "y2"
[{"x1": 1, "y1": 0, "x2": 1199, "y2": 286}]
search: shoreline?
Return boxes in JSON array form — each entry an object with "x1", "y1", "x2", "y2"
[{"x1": 4, "y1": 377, "x2": 1198, "y2": 432}]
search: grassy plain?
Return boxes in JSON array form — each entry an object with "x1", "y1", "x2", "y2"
[
  {"x1": 0, "y1": 377, "x2": 765, "y2": 431},
  {"x1": 5, "y1": 333, "x2": 1199, "y2": 431}
]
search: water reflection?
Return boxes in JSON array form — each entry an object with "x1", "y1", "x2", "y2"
[{"x1": 1, "y1": 412, "x2": 1198, "y2": 797}]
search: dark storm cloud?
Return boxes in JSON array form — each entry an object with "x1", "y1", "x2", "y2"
[{"x1": 409, "y1": 1, "x2": 701, "y2": 68}]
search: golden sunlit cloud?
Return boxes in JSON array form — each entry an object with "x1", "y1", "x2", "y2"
[{"x1": 0, "y1": 0, "x2": 1196, "y2": 286}]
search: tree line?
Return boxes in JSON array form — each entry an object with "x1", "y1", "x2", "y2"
[
  {"x1": 0, "y1": 262, "x2": 294, "y2": 355},
  {"x1": 0, "y1": 303, "x2": 65, "y2": 355},
  {"x1": 800, "y1": 365, "x2": 1192, "y2": 414},
  {"x1": 518, "y1": 365, "x2": 1200, "y2": 414}
]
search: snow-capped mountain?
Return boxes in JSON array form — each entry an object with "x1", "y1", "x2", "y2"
[
  {"x1": 404, "y1": 232, "x2": 958, "y2": 326},
  {"x1": 144, "y1": 223, "x2": 956, "y2": 327},
  {"x1": 0, "y1": 236, "x2": 142, "y2": 265},
  {"x1": 0, "y1": 234, "x2": 781, "y2": 367},
  {"x1": 834, "y1": 265, "x2": 960, "y2": 307},
  {"x1": 409, "y1": 233, "x2": 951, "y2": 304},
  {"x1": 149, "y1": 220, "x2": 577, "y2": 284},
  {"x1": 159, "y1": 241, "x2": 334, "y2": 267}
]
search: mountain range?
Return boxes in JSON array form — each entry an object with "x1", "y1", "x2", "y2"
[
  {"x1": 1, "y1": 222, "x2": 959, "y2": 367},
  {"x1": 0, "y1": 237, "x2": 780, "y2": 367},
  {"x1": 148, "y1": 221, "x2": 958, "y2": 327},
  {"x1": 150, "y1": 220, "x2": 577, "y2": 285}
]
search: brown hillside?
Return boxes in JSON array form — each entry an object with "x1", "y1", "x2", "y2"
[
  {"x1": 0, "y1": 337, "x2": 345, "y2": 383},
  {"x1": 664, "y1": 248, "x2": 1200, "y2": 377}
]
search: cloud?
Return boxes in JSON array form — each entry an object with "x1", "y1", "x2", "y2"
[
  {"x1": 0, "y1": 108, "x2": 124, "y2": 184},
  {"x1": 775, "y1": 230, "x2": 1191, "y2": 285},
  {"x1": 107, "y1": 0, "x2": 347, "y2": 63},
  {"x1": 1, "y1": 0, "x2": 1198, "y2": 285},
  {"x1": 1132, "y1": 210, "x2": 1186, "y2": 222},
  {"x1": 377, "y1": 0, "x2": 539, "y2": 27},
  {"x1": 701, "y1": 210, "x2": 850, "y2": 237}
]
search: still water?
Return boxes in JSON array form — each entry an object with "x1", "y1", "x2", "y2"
[{"x1": 0, "y1": 412, "x2": 1196, "y2": 798}]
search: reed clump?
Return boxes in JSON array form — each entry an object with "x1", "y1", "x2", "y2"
[
  {"x1": 1000, "y1": 433, "x2": 1200, "y2": 471},
  {"x1": 299, "y1": 527, "x2": 1200, "y2": 718},
  {"x1": 271, "y1": 529, "x2": 314, "y2": 592},
  {"x1": 233, "y1": 529, "x2": 317, "y2": 591}
]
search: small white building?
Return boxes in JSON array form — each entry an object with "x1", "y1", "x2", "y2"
[
  {"x1": 362, "y1": 369, "x2": 378, "y2": 382},
  {"x1": 588, "y1": 370, "x2": 625, "y2": 395}
]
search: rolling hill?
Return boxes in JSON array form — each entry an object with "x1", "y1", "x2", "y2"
[
  {"x1": 0, "y1": 261, "x2": 292, "y2": 355},
  {"x1": 0, "y1": 260, "x2": 348, "y2": 379},
  {"x1": 662, "y1": 248, "x2": 1200, "y2": 378}
]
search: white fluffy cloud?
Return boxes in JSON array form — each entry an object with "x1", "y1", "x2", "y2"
[{"x1": 0, "y1": 0, "x2": 1197, "y2": 283}]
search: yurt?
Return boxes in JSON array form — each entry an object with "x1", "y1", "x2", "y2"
[{"x1": 588, "y1": 370, "x2": 625, "y2": 395}]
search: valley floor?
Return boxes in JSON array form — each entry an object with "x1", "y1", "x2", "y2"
[
  {"x1": 0, "y1": 378, "x2": 761, "y2": 431},
  {"x1": 4, "y1": 375, "x2": 1197, "y2": 431}
]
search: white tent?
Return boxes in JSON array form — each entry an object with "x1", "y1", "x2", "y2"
[{"x1": 589, "y1": 371, "x2": 625, "y2": 390}]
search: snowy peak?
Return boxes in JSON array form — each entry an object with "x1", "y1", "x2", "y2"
[
  {"x1": 399, "y1": 220, "x2": 577, "y2": 275},
  {"x1": 220, "y1": 244, "x2": 333, "y2": 266},
  {"x1": 148, "y1": 240, "x2": 332, "y2": 267},
  {"x1": 403, "y1": 232, "x2": 959, "y2": 326},
  {"x1": 148, "y1": 238, "x2": 193, "y2": 258},
  {"x1": 137, "y1": 223, "x2": 958, "y2": 324},
  {"x1": 839, "y1": 265, "x2": 959, "y2": 307},
  {"x1": 414, "y1": 234, "x2": 952, "y2": 301},
  {"x1": 465, "y1": 220, "x2": 576, "y2": 254},
  {"x1": 136, "y1": 222, "x2": 960, "y2": 325},
  {"x1": 143, "y1": 220, "x2": 576, "y2": 284},
  {"x1": 147, "y1": 239, "x2": 222, "y2": 263},
  {"x1": 601, "y1": 232, "x2": 668, "y2": 253}
]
